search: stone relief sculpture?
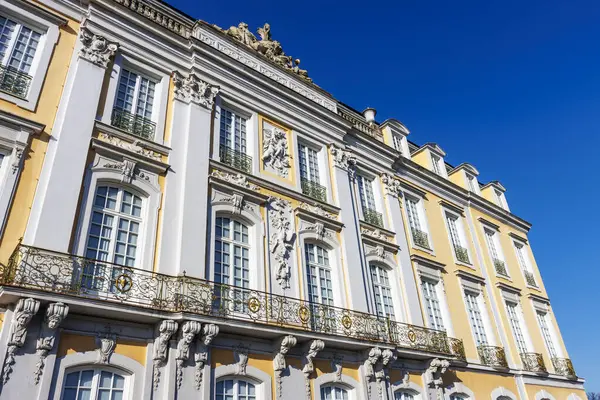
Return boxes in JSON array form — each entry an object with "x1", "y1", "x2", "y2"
[
  {"x1": 262, "y1": 126, "x2": 291, "y2": 177},
  {"x1": 176, "y1": 321, "x2": 202, "y2": 389},
  {"x1": 375, "y1": 349, "x2": 397, "y2": 400},
  {"x1": 273, "y1": 335, "x2": 297, "y2": 399},
  {"x1": 381, "y1": 173, "x2": 403, "y2": 198},
  {"x1": 298, "y1": 202, "x2": 337, "y2": 220},
  {"x1": 331, "y1": 353, "x2": 343, "y2": 382},
  {"x1": 219, "y1": 22, "x2": 311, "y2": 82},
  {"x1": 301, "y1": 340, "x2": 325, "y2": 400},
  {"x1": 152, "y1": 320, "x2": 178, "y2": 391},
  {"x1": 2, "y1": 298, "x2": 40, "y2": 384},
  {"x1": 234, "y1": 345, "x2": 249, "y2": 375},
  {"x1": 172, "y1": 71, "x2": 220, "y2": 108},
  {"x1": 34, "y1": 302, "x2": 69, "y2": 384},
  {"x1": 426, "y1": 358, "x2": 450, "y2": 400},
  {"x1": 211, "y1": 170, "x2": 259, "y2": 190},
  {"x1": 329, "y1": 145, "x2": 357, "y2": 172},
  {"x1": 361, "y1": 227, "x2": 390, "y2": 242},
  {"x1": 363, "y1": 347, "x2": 382, "y2": 400},
  {"x1": 194, "y1": 323, "x2": 219, "y2": 390},
  {"x1": 268, "y1": 197, "x2": 296, "y2": 289},
  {"x1": 96, "y1": 334, "x2": 117, "y2": 364},
  {"x1": 79, "y1": 26, "x2": 118, "y2": 68}
]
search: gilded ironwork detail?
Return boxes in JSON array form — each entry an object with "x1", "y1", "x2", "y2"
[{"x1": 477, "y1": 345, "x2": 508, "y2": 369}]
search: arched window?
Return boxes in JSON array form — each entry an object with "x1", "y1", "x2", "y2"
[
  {"x1": 370, "y1": 263, "x2": 395, "y2": 320},
  {"x1": 304, "y1": 243, "x2": 333, "y2": 306},
  {"x1": 321, "y1": 385, "x2": 349, "y2": 400},
  {"x1": 83, "y1": 185, "x2": 144, "y2": 291},
  {"x1": 216, "y1": 378, "x2": 256, "y2": 400},
  {"x1": 61, "y1": 368, "x2": 127, "y2": 400},
  {"x1": 497, "y1": 396, "x2": 512, "y2": 400},
  {"x1": 450, "y1": 395, "x2": 468, "y2": 400},
  {"x1": 395, "y1": 391, "x2": 415, "y2": 400}
]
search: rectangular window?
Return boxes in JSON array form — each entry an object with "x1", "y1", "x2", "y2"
[
  {"x1": 537, "y1": 311, "x2": 557, "y2": 358},
  {"x1": 431, "y1": 154, "x2": 442, "y2": 175},
  {"x1": 406, "y1": 197, "x2": 430, "y2": 248},
  {"x1": 495, "y1": 189, "x2": 505, "y2": 208},
  {"x1": 218, "y1": 108, "x2": 251, "y2": 173},
  {"x1": 421, "y1": 280, "x2": 445, "y2": 331},
  {"x1": 0, "y1": 15, "x2": 41, "y2": 98},
  {"x1": 357, "y1": 174, "x2": 383, "y2": 227},
  {"x1": 112, "y1": 68, "x2": 157, "y2": 140},
  {"x1": 467, "y1": 174, "x2": 479, "y2": 193},
  {"x1": 465, "y1": 291, "x2": 488, "y2": 346},
  {"x1": 305, "y1": 244, "x2": 333, "y2": 306},
  {"x1": 506, "y1": 302, "x2": 528, "y2": 354},
  {"x1": 299, "y1": 143, "x2": 326, "y2": 201},
  {"x1": 515, "y1": 243, "x2": 537, "y2": 286},
  {"x1": 446, "y1": 213, "x2": 469, "y2": 263},
  {"x1": 370, "y1": 264, "x2": 395, "y2": 320},
  {"x1": 485, "y1": 229, "x2": 507, "y2": 276},
  {"x1": 392, "y1": 133, "x2": 403, "y2": 152}
]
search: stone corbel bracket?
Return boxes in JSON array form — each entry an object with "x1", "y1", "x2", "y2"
[
  {"x1": 329, "y1": 144, "x2": 357, "y2": 177},
  {"x1": 172, "y1": 71, "x2": 219, "y2": 108},
  {"x1": 152, "y1": 320, "x2": 178, "y2": 391},
  {"x1": 78, "y1": 26, "x2": 118, "y2": 68},
  {"x1": 363, "y1": 347, "x2": 383, "y2": 400},
  {"x1": 301, "y1": 340, "x2": 325, "y2": 400},
  {"x1": 426, "y1": 358, "x2": 451, "y2": 400},
  {"x1": 233, "y1": 345, "x2": 249, "y2": 376},
  {"x1": 2, "y1": 298, "x2": 40, "y2": 385},
  {"x1": 194, "y1": 323, "x2": 219, "y2": 391},
  {"x1": 34, "y1": 302, "x2": 69, "y2": 384},
  {"x1": 375, "y1": 349, "x2": 397, "y2": 400},
  {"x1": 273, "y1": 335, "x2": 297, "y2": 399},
  {"x1": 96, "y1": 333, "x2": 117, "y2": 364},
  {"x1": 176, "y1": 321, "x2": 202, "y2": 389}
]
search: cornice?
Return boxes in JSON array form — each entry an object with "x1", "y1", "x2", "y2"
[
  {"x1": 448, "y1": 162, "x2": 479, "y2": 177},
  {"x1": 527, "y1": 293, "x2": 550, "y2": 304},
  {"x1": 495, "y1": 282, "x2": 521, "y2": 295},
  {"x1": 0, "y1": 110, "x2": 45, "y2": 135},
  {"x1": 508, "y1": 232, "x2": 528, "y2": 244},
  {"x1": 454, "y1": 269, "x2": 486, "y2": 285},
  {"x1": 9, "y1": 0, "x2": 68, "y2": 26},
  {"x1": 410, "y1": 254, "x2": 446, "y2": 270},
  {"x1": 438, "y1": 200, "x2": 464, "y2": 215},
  {"x1": 477, "y1": 217, "x2": 501, "y2": 231},
  {"x1": 95, "y1": 121, "x2": 170, "y2": 155}
]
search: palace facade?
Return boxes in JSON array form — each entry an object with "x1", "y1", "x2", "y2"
[{"x1": 0, "y1": 0, "x2": 587, "y2": 399}]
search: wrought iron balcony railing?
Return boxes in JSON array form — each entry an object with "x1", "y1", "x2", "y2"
[
  {"x1": 520, "y1": 352, "x2": 547, "y2": 373},
  {"x1": 300, "y1": 178, "x2": 327, "y2": 202},
  {"x1": 362, "y1": 208, "x2": 384, "y2": 228},
  {"x1": 551, "y1": 357, "x2": 577, "y2": 379},
  {"x1": 1, "y1": 244, "x2": 453, "y2": 355},
  {"x1": 411, "y1": 229, "x2": 430, "y2": 249},
  {"x1": 0, "y1": 65, "x2": 32, "y2": 99},
  {"x1": 524, "y1": 270, "x2": 537, "y2": 287},
  {"x1": 448, "y1": 337, "x2": 466, "y2": 361},
  {"x1": 493, "y1": 258, "x2": 508, "y2": 276},
  {"x1": 477, "y1": 345, "x2": 508, "y2": 368},
  {"x1": 111, "y1": 107, "x2": 157, "y2": 140},
  {"x1": 219, "y1": 145, "x2": 252, "y2": 173},
  {"x1": 454, "y1": 245, "x2": 470, "y2": 264}
]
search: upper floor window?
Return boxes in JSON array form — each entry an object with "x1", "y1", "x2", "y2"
[
  {"x1": 83, "y1": 186, "x2": 143, "y2": 291},
  {"x1": 392, "y1": 133, "x2": 403, "y2": 152},
  {"x1": 514, "y1": 242, "x2": 537, "y2": 287},
  {"x1": 445, "y1": 212, "x2": 470, "y2": 264},
  {"x1": 216, "y1": 378, "x2": 256, "y2": 400},
  {"x1": 467, "y1": 174, "x2": 479, "y2": 194},
  {"x1": 357, "y1": 174, "x2": 383, "y2": 227},
  {"x1": 536, "y1": 311, "x2": 558, "y2": 359},
  {"x1": 464, "y1": 291, "x2": 489, "y2": 346},
  {"x1": 214, "y1": 217, "x2": 250, "y2": 288},
  {"x1": 299, "y1": 142, "x2": 326, "y2": 202},
  {"x1": 321, "y1": 385, "x2": 349, "y2": 400},
  {"x1": 484, "y1": 229, "x2": 508, "y2": 277},
  {"x1": 431, "y1": 154, "x2": 443, "y2": 176},
  {"x1": 111, "y1": 68, "x2": 158, "y2": 140},
  {"x1": 61, "y1": 368, "x2": 127, "y2": 400},
  {"x1": 494, "y1": 189, "x2": 504, "y2": 207},
  {"x1": 450, "y1": 395, "x2": 469, "y2": 400},
  {"x1": 421, "y1": 279, "x2": 445, "y2": 331},
  {"x1": 0, "y1": 15, "x2": 40, "y2": 99},
  {"x1": 405, "y1": 196, "x2": 431, "y2": 249},
  {"x1": 395, "y1": 391, "x2": 415, "y2": 400},
  {"x1": 370, "y1": 264, "x2": 395, "y2": 320},
  {"x1": 506, "y1": 302, "x2": 528, "y2": 354},
  {"x1": 304, "y1": 243, "x2": 333, "y2": 306},
  {"x1": 219, "y1": 108, "x2": 251, "y2": 173}
]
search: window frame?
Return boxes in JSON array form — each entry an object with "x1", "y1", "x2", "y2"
[
  {"x1": 321, "y1": 384, "x2": 351, "y2": 400},
  {"x1": 513, "y1": 240, "x2": 537, "y2": 287},
  {"x1": 302, "y1": 240, "x2": 340, "y2": 307},
  {"x1": 215, "y1": 377, "x2": 259, "y2": 400},
  {"x1": 466, "y1": 173, "x2": 480, "y2": 195},
  {"x1": 212, "y1": 98, "x2": 257, "y2": 171},
  {"x1": 504, "y1": 300, "x2": 530, "y2": 355},
  {"x1": 368, "y1": 262, "x2": 398, "y2": 321},
  {"x1": 535, "y1": 309, "x2": 561, "y2": 359},
  {"x1": 59, "y1": 366, "x2": 131, "y2": 400},
  {"x1": 0, "y1": 1, "x2": 64, "y2": 110},
  {"x1": 403, "y1": 191, "x2": 434, "y2": 252},
  {"x1": 420, "y1": 277, "x2": 446, "y2": 331},
  {"x1": 442, "y1": 208, "x2": 472, "y2": 266},
  {"x1": 483, "y1": 227, "x2": 510, "y2": 278},
  {"x1": 414, "y1": 259, "x2": 453, "y2": 336}
]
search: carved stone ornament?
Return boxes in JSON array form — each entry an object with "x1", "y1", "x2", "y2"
[
  {"x1": 98, "y1": 132, "x2": 162, "y2": 162},
  {"x1": 363, "y1": 347, "x2": 382, "y2": 400},
  {"x1": 2, "y1": 298, "x2": 40, "y2": 385},
  {"x1": 273, "y1": 335, "x2": 297, "y2": 400},
  {"x1": 79, "y1": 26, "x2": 118, "y2": 68},
  {"x1": 375, "y1": 349, "x2": 397, "y2": 400},
  {"x1": 103, "y1": 158, "x2": 139, "y2": 184},
  {"x1": 361, "y1": 227, "x2": 390, "y2": 242},
  {"x1": 222, "y1": 193, "x2": 249, "y2": 215},
  {"x1": 381, "y1": 173, "x2": 403, "y2": 198},
  {"x1": 426, "y1": 358, "x2": 450, "y2": 400},
  {"x1": 211, "y1": 170, "x2": 259, "y2": 190},
  {"x1": 366, "y1": 245, "x2": 386, "y2": 260},
  {"x1": 298, "y1": 202, "x2": 337, "y2": 220},
  {"x1": 329, "y1": 145, "x2": 357, "y2": 172},
  {"x1": 152, "y1": 320, "x2": 178, "y2": 391},
  {"x1": 194, "y1": 323, "x2": 219, "y2": 391},
  {"x1": 11, "y1": 147, "x2": 24, "y2": 174},
  {"x1": 34, "y1": 302, "x2": 69, "y2": 384},
  {"x1": 96, "y1": 334, "x2": 117, "y2": 364},
  {"x1": 234, "y1": 345, "x2": 249, "y2": 376},
  {"x1": 176, "y1": 321, "x2": 202, "y2": 389},
  {"x1": 305, "y1": 221, "x2": 330, "y2": 240},
  {"x1": 331, "y1": 353, "x2": 343, "y2": 383},
  {"x1": 217, "y1": 22, "x2": 312, "y2": 82},
  {"x1": 268, "y1": 197, "x2": 295, "y2": 289},
  {"x1": 262, "y1": 126, "x2": 290, "y2": 177},
  {"x1": 301, "y1": 340, "x2": 325, "y2": 400},
  {"x1": 172, "y1": 71, "x2": 219, "y2": 108}
]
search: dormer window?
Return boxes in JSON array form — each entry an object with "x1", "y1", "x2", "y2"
[
  {"x1": 467, "y1": 174, "x2": 480, "y2": 194},
  {"x1": 431, "y1": 154, "x2": 443, "y2": 175},
  {"x1": 495, "y1": 189, "x2": 505, "y2": 208},
  {"x1": 392, "y1": 133, "x2": 403, "y2": 152}
]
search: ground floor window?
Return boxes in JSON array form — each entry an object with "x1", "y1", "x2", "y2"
[
  {"x1": 62, "y1": 368, "x2": 126, "y2": 400},
  {"x1": 216, "y1": 378, "x2": 256, "y2": 400},
  {"x1": 321, "y1": 385, "x2": 349, "y2": 400}
]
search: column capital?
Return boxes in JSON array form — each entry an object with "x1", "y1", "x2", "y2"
[
  {"x1": 78, "y1": 26, "x2": 118, "y2": 68},
  {"x1": 381, "y1": 172, "x2": 403, "y2": 198},
  {"x1": 329, "y1": 144, "x2": 357, "y2": 172},
  {"x1": 172, "y1": 71, "x2": 219, "y2": 108}
]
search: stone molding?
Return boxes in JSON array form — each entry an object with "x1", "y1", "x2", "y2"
[
  {"x1": 194, "y1": 323, "x2": 219, "y2": 391},
  {"x1": 78, "y1": 26, "x2": 118, "y2": 68},
  {"x1": 176, "y1": 321, "x2": 202, "y2": 389},
  {"x1": 34, "y1": 302, "x2": 69, "y2": 384},
  {"x1": 172, "y1": 71, "x2": 219, "y2": 107},
  {"x1": 152, "y1": 320, "x2": 178, "y2": 391},
  {"x1": 301, "y1": 339, "x2": 325, "y2": 400},
  {"x1": 2, "y1": 298, "x2": 40, "y2": 384}
]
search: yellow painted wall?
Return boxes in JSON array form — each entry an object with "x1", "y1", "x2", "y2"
[
  {"x1": 0, "y1": 15, "x2": 79, "y2": 263},
  {"x1": 411, "y1": 150, "x2": 431, "y2": 171},
  {"x1": 525, "y1": 384, "x2": 587, "y2": 400},
  {"x1": 445, "y1": 369, "x2": 519, "y2": 398},
  {"x1": 56, "y1": 333, "x2": 147, "y2": 365},
  {"x1": 389, "y1": 369, "x2": 423, "y2": 388},
  {"x1": 448, "y1": 170, "x2": 468, "y2": 190},
  {"x1": 212, "y1": 349, "x2": 276, "y2": 400},
  {"x1": 480, "y1": 186, "x2": 497, "y2": 205}
]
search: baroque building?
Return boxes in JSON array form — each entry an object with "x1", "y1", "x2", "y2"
[{"x1": 0, "y1": 0, "x2": 586, "y2": 399}]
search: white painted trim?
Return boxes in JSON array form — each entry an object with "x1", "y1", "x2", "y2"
[
  {"x1": 390, "y1": 379, "x2": 424, "y2": 400},
  {"x1": 534, "y1": 389, "x2": 556, "y2": 400},
  {"x1": 313, "y1": 372, "x2": 364, "y2": 400},
  {"x1": 490, "y1": 386, "x2": 518, "y2": 400},
  {"x1": 0, "y1": 0, "x2": 64, "y2": 111},
  {"x1": 364, "y1": 255, "x2": 408, "y2": 323},
  {"x1": 444, "y1": 382, "x2": 476, "y2": 400},
  {"x1": 49, "y1": 352, "x2": 145, "y2": 400},
  {"x1": 212, "y1": 364, "x2": 272, "y2": 400}
]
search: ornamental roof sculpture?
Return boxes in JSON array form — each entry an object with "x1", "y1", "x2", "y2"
[{"x1": 215, "y1": 22, "x2": 311, "y2": 83}]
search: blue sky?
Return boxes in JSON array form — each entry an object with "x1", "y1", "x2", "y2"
[{"x1": 170, "y1": 0, "x2": 598, "y2": 389}]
